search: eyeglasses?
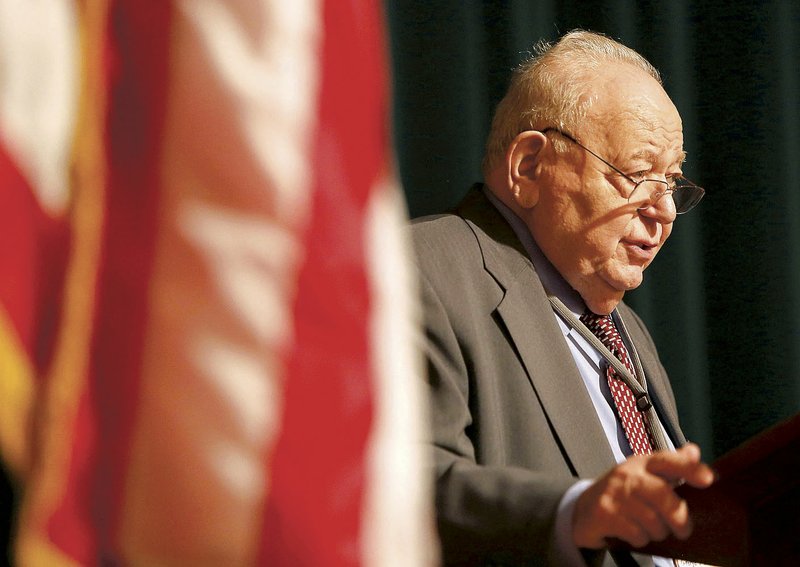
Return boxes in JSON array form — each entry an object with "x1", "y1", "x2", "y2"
[{"x1": 540, "y1": 128, "x2": 705, "y2": 215}]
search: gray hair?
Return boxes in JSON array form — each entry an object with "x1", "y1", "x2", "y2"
[{"x1": 482, "y1": 30, "x2": 662, "y2": 174}]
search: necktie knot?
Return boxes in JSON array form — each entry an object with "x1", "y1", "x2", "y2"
[
  {"x1": 579, "y1": 311, "x2": 633, "y2": 374},
  {"x1": 579, "y1": 311, "x2": 613, "y2": 337}
]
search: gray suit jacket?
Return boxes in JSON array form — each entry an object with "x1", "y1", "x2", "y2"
[{"x1": 411, "y1": 186, "x2": 686, "y2": 566}]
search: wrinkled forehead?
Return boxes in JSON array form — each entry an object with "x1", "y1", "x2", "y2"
[
  {"x1": 583, "y1": 65, "x2": 685, "y2": 161},
  {"x1": 588, "y1": 67, "x2": 679, "y2": 120}
]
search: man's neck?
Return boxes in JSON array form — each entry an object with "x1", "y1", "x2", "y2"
[{"x1": 483, "y1": 185, "x2": 587, "y2": 316}]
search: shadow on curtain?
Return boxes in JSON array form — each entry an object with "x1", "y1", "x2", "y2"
[{"x1": 387, "y1": 0, "x2": 800, "y2": 459}]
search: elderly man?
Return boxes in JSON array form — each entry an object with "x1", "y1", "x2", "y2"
[{"x1": 411, "y1": 30, "x2": 715, "y2": 566}]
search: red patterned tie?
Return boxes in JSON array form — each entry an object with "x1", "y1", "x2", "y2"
[{"x1": 580, "y1": 311, "x2": 654, "y2": 455}]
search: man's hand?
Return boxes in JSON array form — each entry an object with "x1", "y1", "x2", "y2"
[{"x1": 572, "y1": 443, "x2": 715, "y2": 549}]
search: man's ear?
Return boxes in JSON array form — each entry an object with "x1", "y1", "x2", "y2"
[{"x1": 506, "y1": 130, "x2": 547, "y2": 209}]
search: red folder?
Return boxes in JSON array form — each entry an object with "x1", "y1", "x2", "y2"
[{"x1": 611, "y1": 413, "x2": 800, "y2": 566}]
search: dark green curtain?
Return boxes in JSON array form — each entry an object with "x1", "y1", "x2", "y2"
[{"x1": 387, "y1": 0, "x2": 800, "y2": 459}]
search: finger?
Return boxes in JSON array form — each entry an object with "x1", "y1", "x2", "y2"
[
  {"x1": 683, "y1": 464, "x2": 716, "y2": 488},
  {"x1": 646, "y1": 444, "x2": 714, "y2": 487},
  {"x1": 638, "y1": 487, "x2": 693, "y2": 540},
  {"x1": 668, "y1": 497, "x2": 693, "y2": 540},
  {"x1": 624, "y1": 496, "x2": 671, "y2": 543},
  {"x1": 646, "y1": 444, "x2": 699, "y2": 477},
  {"x1": 610, "y1": 515, "x2": 651, "y2": 549},
  {"x1": 623, "y1": 470, "x2": 694, "y2": 540}
]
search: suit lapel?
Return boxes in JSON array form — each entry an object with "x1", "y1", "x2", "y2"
[
  {"x1": 617, "y1": 305, "x2": 687, "y2": 447},
  {"x1": 496, "y1": 279, "x2": 618, "y2": 478},
  {"x1": 457, "y1": 187, "x2": 617, "y2": 478}
]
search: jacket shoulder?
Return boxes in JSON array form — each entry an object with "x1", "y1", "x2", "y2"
[{"x1": 409, "y1": 213, "x2": 487, "y2": 278}]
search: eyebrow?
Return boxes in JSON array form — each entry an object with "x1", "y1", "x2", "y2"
[{"x1": 628, "y1": 148, "x2": 687, "y2": 167}]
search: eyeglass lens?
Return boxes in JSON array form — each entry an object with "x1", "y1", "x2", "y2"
[{"x1": 629, "y1": 180, "x2": 704, "y2": 214}]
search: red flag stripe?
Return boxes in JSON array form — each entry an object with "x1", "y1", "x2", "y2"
[
  {"x1": 85, "y1": 0, "x2": 173, "y2": 560},
  {"x1": 114, "y1": 1, "x2": 322, "y2": 562},
  {"x1": 0, "y1": 141, "x2": 40, "y2": 476},
  {"x1": 16, "y1": 0, "x2": 172, "y2": 563},
  {"x1": 0, "y1": 144, "x2": 41, "y2": 351},
  {"x1": 259, "y1": 0, "x2": 388, "y2": 563}
]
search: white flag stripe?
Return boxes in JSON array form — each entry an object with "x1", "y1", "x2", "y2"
[
  {"x1": 0, "y1": 0, "x2": 77, "y2": 214},
  {"x1": 177, "y1": 0, "x2": 319, "y2": 221},
  {"x1": 121, "y1": 1, "x2": 321, "y2": 563},
  {"x1": 363, "y1": 175, "x2": 439, "y2": 566}
]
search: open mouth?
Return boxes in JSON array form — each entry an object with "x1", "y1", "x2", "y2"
[{"x1": 623, "y1": 240, "x2": 657, "y2": 260}]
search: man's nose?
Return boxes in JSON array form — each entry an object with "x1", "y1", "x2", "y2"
[{"x1": 638, "y1": 191, "x2": 677, "y2": 223}]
